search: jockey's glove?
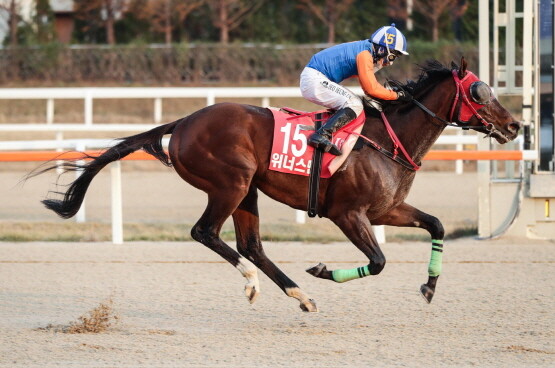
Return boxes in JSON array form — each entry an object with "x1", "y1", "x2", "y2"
[{"x1": 396, "y1": 90, "x2": 413, "y2": 102}]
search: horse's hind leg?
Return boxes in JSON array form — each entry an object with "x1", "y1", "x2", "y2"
[
  {"x1": 190, "y1": 188, "x2": 261, "y2": 306},
  {"x1": 306, "y1": 209, "x2": 387, "y2": 283},
  {"x1": 372, "y1": 202, "x2": 445, "y2": 303},
  {"x1": 232, "y1": 185, "x2": 317, "y2": 312}
]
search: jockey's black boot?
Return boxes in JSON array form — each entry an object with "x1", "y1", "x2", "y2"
[{"x1": 308, "y1": 107, "x2": 357, "y2": 156}]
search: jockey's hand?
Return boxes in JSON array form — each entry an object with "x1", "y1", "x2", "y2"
[
  {"x1": 396, "y1": 90, "x2": 413, "y2": 102},
  {"x1": 386, "y1": 80, "x2": 404, "y2": 92}
]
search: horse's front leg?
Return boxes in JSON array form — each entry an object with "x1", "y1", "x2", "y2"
[
  {"x1": 372, "y1": 202, "x2": 445, "y2": 303},
  {"x1": 306, "y1": 209, "x2": 387, "y2": 283},
  {"x1": 232, "y1": 185, "x2": 318, "y2": 312}
]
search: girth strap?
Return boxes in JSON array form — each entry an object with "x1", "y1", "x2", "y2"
[{"x1": 307, "y1": 113, "x2": 324, "y2": 217}]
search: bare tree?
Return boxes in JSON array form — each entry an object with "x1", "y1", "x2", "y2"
[
  {"x1": 75, "y1": 0, "x2": 127, "y2": 44},
  {"x1": 450, "y1": 0, "x2": 468, "y2": 41},
  {"x1": 387, "y1": 0, "x2": 408, "y2": 29},
  {"x1": 298, "y1": 0, "x2": 355, "y2": 44},
  {"x1": 206, "y1": 0, "x2": 264, "y2": 44},
  {"x1": 0, "y1": 0, "x2": 22, "y2": 46},
  {"x1": 132, "y1": 0, "x2": 204, "y2": 44},
  {"x1": 414, "y1": 0, "x2": 457, "y2": 41}
]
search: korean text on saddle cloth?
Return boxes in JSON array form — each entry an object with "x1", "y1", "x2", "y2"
[{"x1": 268, "y1": 108, "x2": 365, "y2": 178}]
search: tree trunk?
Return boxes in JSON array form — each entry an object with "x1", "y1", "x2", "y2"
[
  {"x1": 105, "y1": 0, "x2": 116, "y2": 45},
  {"x1": 164, "y1": 0, "x2": 172, "y2": 44},
  {"x1": 219, "y1": 3, "x2": 229, "y2": 44},
  {"x1": 165, "y1": 26, "x2": 172, "y2": 44},
  {"x1": 9, "y1": 0, "x2": 17, "y2": 46},
  {"x1": 431, "y1": 17, "x2": 438, "y2": 42},
  {"x1": 106, "y1": 17, "x2": 115, "y2": 44},
  {"x1": 327, "y1": 22, "x2": 335, "y2": 44},
  {"x1": 220, "y1": 24, "x2": 229, "y2": 43},
  {"x1": 453, "y1": 16, "x2": 462, "y2": 41}
]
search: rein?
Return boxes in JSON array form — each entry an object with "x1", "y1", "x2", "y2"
[
  {"x1": 348, "y1": 69, "x2": 496, "y2": 171},
  {"x1": 412, "y1": 99, "x2": 461, "y2": 128},
  {"x1": 347, "y1": 111, "x2": 421, "y2": 171}
]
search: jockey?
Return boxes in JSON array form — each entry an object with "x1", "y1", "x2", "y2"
[{"x1": 301, "y1": 24, "x2": 413, "y2": 155}]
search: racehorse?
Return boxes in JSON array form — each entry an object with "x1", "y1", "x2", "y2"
[{"x1": 32, "y1": 58, "x2": 520, "y2": 312}]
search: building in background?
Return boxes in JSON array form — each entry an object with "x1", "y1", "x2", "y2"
[
  {"x1": 51, "y1": 0, "x2": 74, "y2": 43},
  {"x1": 0, "y1": 0, "x2": 74, "y2": 45}
]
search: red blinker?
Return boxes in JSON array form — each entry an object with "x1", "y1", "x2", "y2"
[{"x1": 450, "y1": 70, "x2": 493, "y2": 129}]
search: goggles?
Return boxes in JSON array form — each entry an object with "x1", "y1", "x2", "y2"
[
  {"x1": 382, "y1": 50, "x2": 399, "y2": 66},
  {"x1": 373, "y1": 45, "x2": 401, "y2": 65}
]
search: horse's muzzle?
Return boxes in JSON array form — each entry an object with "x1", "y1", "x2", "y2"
[{"x1": 507, "y1": 121, "x2": 522, "y2": 135}]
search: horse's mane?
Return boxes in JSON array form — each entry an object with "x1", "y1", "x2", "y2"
[
  {"x1": 402, "y1": 59, "x2": 454, "y2": 95},
  {"x1": 363, "y1": 59, "x2": 455, "y2": 116}
]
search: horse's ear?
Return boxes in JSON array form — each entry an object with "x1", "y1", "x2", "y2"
[{"x1": 458, "y1": 57, "x2": 468, "y2": 79}]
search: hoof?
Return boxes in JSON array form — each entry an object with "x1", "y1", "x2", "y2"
[
  {"x1": 306, "y1": 263, "x2": 326, "y2": 277},
  {"x1": 420, "y1": 284, "x2": 434, "y2": 304},
  {"x1": 300, "y1": 299, "x2": 318, "y2": 313},
  {"x1": 245, "y1": 284, "x2": 260, "y2": 304},
  {"x1": 306, "y1": 263, "x2": 332, "y2": 280}
]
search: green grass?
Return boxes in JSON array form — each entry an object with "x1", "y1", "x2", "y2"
[
  {"x1": 0, "y1": 221, "x2": 348, "y2": 243},
  {"x1": 389, "y1": 233, "x2": 431, "y2": 242},
  {"x1": 0, "y1": 221, "x2": 478, "y2": 243}
]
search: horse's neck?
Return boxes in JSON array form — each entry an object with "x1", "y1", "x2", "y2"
[
  {"x1": 367, "y1": 83, "x2": 455, "y2": 163},
  {"x1": 393, "y1": 106, "x2": 446, "y2": 163}
]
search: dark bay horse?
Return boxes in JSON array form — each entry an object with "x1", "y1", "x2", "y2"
[{"x1": 35, "y1": 58, "x2": 520, "y2": 312}]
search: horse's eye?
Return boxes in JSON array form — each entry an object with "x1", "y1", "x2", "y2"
[{"x1": 469, "y1": 81, "x2": 492, "y2": 105}]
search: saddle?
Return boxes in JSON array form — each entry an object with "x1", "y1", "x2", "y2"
[
  {"x1": 268, "y1": 107, "x2": 366, "y2": 178},
  {"x1": 269, "y1": 107, "x2": 366, "y2": 217}
]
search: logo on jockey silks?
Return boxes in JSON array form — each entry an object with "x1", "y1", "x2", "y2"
[{"x1": 320, "y1": 80, "x2": 352, "y2": 100}]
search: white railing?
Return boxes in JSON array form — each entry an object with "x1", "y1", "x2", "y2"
[
  {"x1": 0, "y1": 86, "x2": 475, "y2": 174},
  {"x1": 0, "y1": 87, "x2": 303, "y2": 125},
  {"x1": 0, "y1": 87, "x2": 482, "y2": 244},
  {"x1": 0, "y1": 134, "x2": 476, "y2": 244}
]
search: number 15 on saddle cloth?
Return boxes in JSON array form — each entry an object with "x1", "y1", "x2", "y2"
[{"x1": 268, "y1": 107, "x2": 366, "y2": 178}]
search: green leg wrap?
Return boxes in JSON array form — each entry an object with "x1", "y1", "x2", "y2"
[
  {"x1": 428, "y1": 239, "x2": 443, "y2": 277},
  {"x1": 332, "y1": 265, "x2": 370, "y2": 283}
]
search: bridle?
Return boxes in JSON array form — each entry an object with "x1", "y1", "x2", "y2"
[
  {"x1": 352, "y1": 68, "x2": 500, "y2": 172},
  {"x1": 412, "y1": 69, "x2": 494, "y2": 132}
]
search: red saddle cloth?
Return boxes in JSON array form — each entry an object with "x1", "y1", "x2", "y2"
[{"x1": 269, "y1": 107, "x2": 366, "y2": 178}]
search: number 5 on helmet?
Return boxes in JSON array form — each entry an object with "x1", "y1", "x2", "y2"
[{"x1": 371, "y1": 23, "x2": 409, "y2": 55}]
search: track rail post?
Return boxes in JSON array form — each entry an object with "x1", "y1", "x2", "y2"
[{"x1": 111, "y1": 161, "x2": 123, "y2": 244}]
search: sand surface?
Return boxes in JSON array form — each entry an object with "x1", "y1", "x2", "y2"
[{"x1": 1, "y1": 239, "x2": 554, "y2": 367}]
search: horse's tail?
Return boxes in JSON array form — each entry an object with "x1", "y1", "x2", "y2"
[{"x1": 39, "y1": 118, "x2": 182, "y2": 219}]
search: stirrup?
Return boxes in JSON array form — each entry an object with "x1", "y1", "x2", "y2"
[
  {"x1": 325, "y1": 143, "x2": 342, "y2": 156},
  {"x1": 308, "y1": 135, "x2": 341, "y2": 155}
]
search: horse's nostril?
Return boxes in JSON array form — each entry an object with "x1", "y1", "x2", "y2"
[{"x1": 508, "y1": 121, "x2": 522, "y2": 134}]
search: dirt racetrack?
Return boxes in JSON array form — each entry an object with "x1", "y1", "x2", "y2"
[{"x1": 1, "y1": 239, "x2": 553, "y2": 367}]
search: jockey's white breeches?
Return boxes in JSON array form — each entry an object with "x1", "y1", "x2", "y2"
[{"x1": 299, "y1": 67, "x2": 364, "y2": 116}]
